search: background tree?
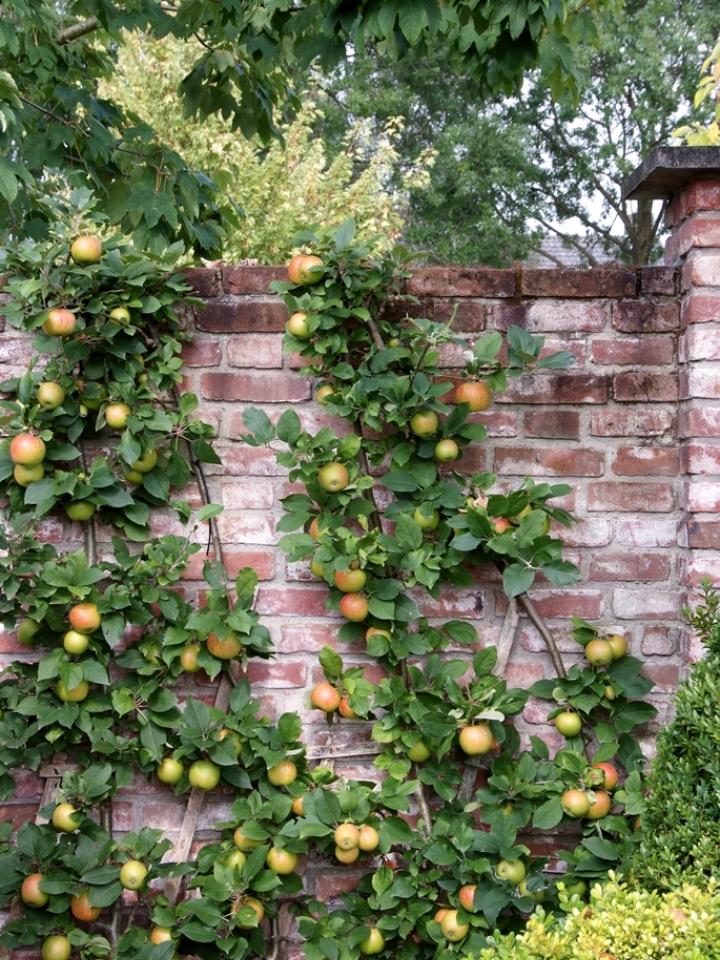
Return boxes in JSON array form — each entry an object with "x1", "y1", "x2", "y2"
[
  {"x1": 316, "y1": 0, "x2": 720, "y2": 266},
  {"x1": 0, "y1": 0, "x2": 598, "y2": 255},
  {"x1": 103, "y1": 35, "x2": 434, "y2": 263}
]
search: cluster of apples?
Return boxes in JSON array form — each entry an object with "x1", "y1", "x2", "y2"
[
  {"x1": 561, "y1": 761, "x2": 619, "y2": 820},
  {"x1": 284, "y1": 252, "x2": 324, "y2": 340},
  {"x1": 310, "y1": 681, "x2": 355, "y2": 718},
  {"x1": 552, "y1": 634, "x2": 628, "y2": 739},
  {"x1": 431, "y1": 860, "x2": 527, "y2": 943},
  {"x1": 48, "y1": 602, "x2": 102, "y2": 702},
  {"x1": 332, "y1": 821, "x2": 380, "y2": 865},
  {"x1": 308, "y1": 505, "x2": 373, "y2": 623}
]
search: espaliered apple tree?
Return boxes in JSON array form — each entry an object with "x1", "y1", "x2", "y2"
[
  {"x1": 0, "y1": 220, "x2": 314, "y2": 960},
  {"x1": 240, "y1": 221, "x2": 657, "y2": 959}
]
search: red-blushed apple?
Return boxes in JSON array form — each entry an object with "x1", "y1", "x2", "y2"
[
  {"x1": 43, "y1": 308, "x2": 77, "y2": 336},
  {"x1": 10, "y1": 433, "x2": 46, "y2": 466},
  {"x1": 317, "y1": 462, "x2": 350, "y2": 492},
  {"x1": 310, "y1": 682, "x2": 341, "y2": 712},
  {"x1": 454, "y1": 381, "x2": 492, "y2": 411},
  {"x1": 458, "y1": 722, "x2": 494, "y2": 755},
  {"x1": 410, "y1": 410, "x2": 439, "y2": 437},
  {"x1": 70, "y1": 234, "x2": 103, "y2": 265}
]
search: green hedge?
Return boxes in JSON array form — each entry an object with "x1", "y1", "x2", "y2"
[{"x1": 476, "y1": 878, "x2": 720, "y2": 959}]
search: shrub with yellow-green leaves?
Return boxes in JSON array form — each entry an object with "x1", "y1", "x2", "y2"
[
  {"x1": 475, "y1": 877, "x2": 720, "y2": 960},
  {"x1": 102, "y1": 34, "x2": 433, "y2": 263}
]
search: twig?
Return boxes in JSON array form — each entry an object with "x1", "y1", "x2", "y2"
[{"x1": 516, "y1": 594, "x2": 567, "y2": 679}]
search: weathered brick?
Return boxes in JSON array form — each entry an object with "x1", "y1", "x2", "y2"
[
  {"x1": 432, "y1": 298, "x2": 489, "y2": 331},
  {"x1": 406, "y1": 267, "x2": 515, "y2": 297},
  {"x1": 669, "y1": 213, "x2": 720, "y2": 259},
  {"x1": 493, "y1": 446, "x2": 604, "y2": 477},
  {"x1": 681, "y1": 292, "x2": 720, "y2": 325},
  {"x1": 589, "y1": 553, "x2": 671, "y2": 582},
  {"x1": 216, "y1": 512, "x2": 277, "y2": 544},
  {"x1": 686, "y1": 519, "x2": 720, "y2": 549},
  {"x1": 245, "y1": 660, "x2": 307, "y2": 688},
  {"x1": 684, "y1": 479, "x2": 720, "y2": 512},
  {"x1": 591, "y1": 336, "x2": 674, "y2": 365},
  {"x1": 613, "y1": 372, "x2": 678, "y2": 402},
  {"x1": 256, "y1": 586, "x2": 329, "y2": 617},
  {"x1": 201, "y1": 371, "x2": 310, "y2": 402},
  {"x1": 681, "y1": 363, "x2": 720, "y2": 399},
  {"x1": 615, "y1": 517, "x2": 678, "y2": 547},
  {"x1": 679, "y1": 406, "x2": 720, "y2": 438},
  {"x1": 227, "y1": 334, "x2": 284, "y2": 368},
  {"x1": 501, "y1": 373, "x2": 608, "y2": 405},
  {"x1": 473, "y1": 410, "x2": 518, "y2": 437},
  {"x1": 521, "y1": 268, "x2": 636, "y2": 298},
  {"x1": 589, "y1": 409, "x2": 674, "y2": 437},
  {"x1": 681, "y1": 442, "x2": 720, "y2": 475},
  {"x1": 638, "y1": 266, "x2": 677, "y2": 296},
  {"x1": 682, "y1": 252, "x2": 720, "y2": 290},
  {"x1": 529, "y1": 589, "x2": 605, "y2": 619},
  {"x1": 612, "y1": 446, "x2": 680, "y2": 476},
  {"x1": 222, "y1": 265, "x2": 285, "y2": 294},
  {"x1": 182, "y1": 547, "x2": 276, "y2": 581},
  {"x1": 181, "y1": 339, "x2": 222, "y2": 367},
  {"x1": 613, "y1": 588, "x2": 681, "y2": 620},
  {"x1": 612, "y1": 300, "x2": 680, "y2": 332},
  {"x1": 221, "y1": 478, "x2": 276, "y2": 510},
  {"x1": 182, "y1": 267, "x2": 221, "y2": 297},
  {"x1": 515, "y1": 300, "x2": 608, "y2": 332},
  {"x1": 587, "y1": 482, "x2": 675, "y2": 512},
  {"x1": 195, "y1": 298, "x2": 286, "y2": 332},
  {"x1": 680, "y1": 325, "x2": 720, "y2": 360},
  {"x1": 641, "y1": 625, "x2": 677, "y2": 655},
  {"x1": 524, "y1": 410, "x2": 580, "y2": 439},
  {"x1": 557, "y1": 518, "x2": 612, "y2": 547}
]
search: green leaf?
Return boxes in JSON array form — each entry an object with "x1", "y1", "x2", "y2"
[
  {"x1": 242, "y1": 408, "x2": 274, "y2": 445},
  {"x1": 532, "y1": 797, "x2": 563, "y2": 830},
  {"x1": 503, "y1": 563, "x2": 535, "y2": 598}
]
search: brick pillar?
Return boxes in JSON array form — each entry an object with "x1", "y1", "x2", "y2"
[{"x1": 625, "y1": 148, "x2": 720, "y2": 661}]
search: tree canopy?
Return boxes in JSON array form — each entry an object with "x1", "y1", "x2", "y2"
[{"x1": 1, "y1": 0, "x2": 600, "y2": 254}]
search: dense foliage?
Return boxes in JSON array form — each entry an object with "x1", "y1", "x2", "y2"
[
  {"x1": 0, "y1": 0, "x2": 599, "y2": 256},
  {"x1": 475, "y1": 877, "x2": 720, "y2": 960},
  {"x1": 316, "y1": 0, "x2": 720, "y2": 265},
  {"x1": 632, "y1": 583, "x2": 720, "y2": 890}
]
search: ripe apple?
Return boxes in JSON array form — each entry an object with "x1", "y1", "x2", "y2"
[
  {"x1": 225, "y1": 849, "x2": 247, "y2": 870},
  {"x1": 317, "y1": 462, "x2": 350, "y2": 492},
  {"x1": 286, "y1": 311, "x2": 311, "y2": 340},
  {"x1": 315, "y1": 384, "x2": 335, "y2": 403},
  {"x1": 584, "y1": 638, "x2": 614, "y2": 666},
  {"x1": 37, "y1": 381, "x2": 65, "y2": 409},
  {"x1": 606, "y1": 633, "x2": 628, "y2": 659},
  {"x1": 561, "y1": 788, "x2": 591, "y2": 818},
  {"x1": 109, "y1": 306, "x2": 131, "y2": 323},
  {"x1": 179, "y1": 644, "x2": 200, "y2": 672},
  {"x1": 454, "y1": 381, "x2": 492, "y2": 411},
  {"x1": 492, "y1": 517, "x2": 513, "y2": 534},
  {"x1": 65, "y1": 501, "x2": 96, "y2": 522},
  {"x1": 267, "y1": 759, "x2": 297, "y2": 786},
  {"x1": 157, "y1": 757, "x2": 184, "y2": 784},
  {"x1": 52, "y1": 801, "x2": 81, "y2": 832},
  {"x1": 358, "y1": 825, "x2": 379, "y2": 852},
  {"x1": 309, "y1": 517, "x2": 328, "y2": 540},
  {"x1": 338, "y1": 696, "x2": 356, "y2": 719},
  {"x1": 496, "y1": 859, "x2": 526, "y2": 884},
  {"x1": 359, "y1": 927, "x2": 385, "y2": 954},
  {"x1": 120, "y1": 859, "x2": 148, "y2": 890},
  {"x1": 407, "y1": 740, "x2": 431, "y2": 763},
  {"x1": 207, "y1": 631, "x2": 241, "y2": 659},
  {"x1": 21, "y1": 872, "x2": 49, "y2": 907},
  {"x1": 311, "y1": 682, "x2": 341, "y2": 713},
  {"x1": 555, "y1": 710, "x2": 582, "y2": 738},
  {"x1": 56, "y1": 679, "x2": 89, "y2": 702},
  {"x1": 17, "y1": 618, "x2": 40, "y2": 645},
  {"x1": 413, "y1": 507, "x2": 440, "y2": 531},
  {"x1": 43, "y1": 308, "x2": 77, "y2": 337},
  {"x1": 434, "y1": 908, "x2": 450, "y2": 925},
  {"x1": 292, "y1": 796, "x2": 305, "y2": 816},
  {"x1": 70, "y1": 234, "x2": 103, "y2": 264},
  {"x1": 334, "y1": 823, "x2": 360, "y2": 851},
  {"x1": 68, "y1": 602, "x2": 101, "y2": 633},
  {"x1": 586, "y1": 790, "x2": 612, "y2": 820},
  {"x1": 440, "y1": 910, "x2": 469, "y2": 942},
  {"x1": 339, "y1": 593, "x2": 369, "y2": 622},
  {"x1": 149, "y1": 927, "x2": 174, "y2": 944},
  {"x1": 458, "y1": 722, "x2": 494, "y2": 756},
  {"x1": 70, "y1": 891, "x2": 101, "y2": 922},
  {"x1": 10, "y1": 433, "x2": 46, "y2": 466},
  {"x1": 63, "y1": 629, "x2": 90, "y2": 655},
  {"x1": 13, "y1": 463, "x2": 44, "y2": 485},
  {"x1": 334, "y1": 568, "x2": 367, "y2": 592},
  {"x1": 41, "y1": 935, "x2": 71, "y2": 960},
  {"x1": 458, "y1": 884, "x2": 476, "y2": 912},
  {"x1": 234, "y1": 896, "x2": 265, "y2": 928},
  {"x1": 335, "y1": 845, "x2": 360, "y2": 864},
  {"x1": 592, "y1": 762, "x2": 619, "y2": 791},
  {"x1": 233, "y1": 826, "x2": 262, "y2": 851},
  {"x1": 434, "y1": 438, "x2": 459, "y2": 462},
  {"x1": 287, "y1": 253, "x2": 324, "y2": 285},
  {"x1": 409, "y1": 410, "x2": 439, "y2": 437},
  {"x1": 188, "y1": 760, "x2": 220, "y2": 790},
  {"x1": 266, "y1": 847, "x2": 298, "y2": 875},
  {"x1": 132, "y1": 450, "x2": 158, "y2": 473},
  {"x1": 105, "y1": 402, "x2": 131, "y2": 430}
]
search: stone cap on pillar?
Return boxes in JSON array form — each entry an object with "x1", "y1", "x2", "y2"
[{"x1": 622, "y1": 146, "x2": 720, "y2": 201}]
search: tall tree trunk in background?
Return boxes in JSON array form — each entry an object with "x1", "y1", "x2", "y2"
[{"x1": 628, "y1": 197, "x2": 662, "y2": 265}]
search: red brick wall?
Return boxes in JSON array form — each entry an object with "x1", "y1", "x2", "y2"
[{"x1": 4, "y1": 228, "x2": 719, "y2": 944}]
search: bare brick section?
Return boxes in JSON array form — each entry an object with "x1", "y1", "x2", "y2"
[
  {"x1": 195, "y1": 299, "x2": 286, "y2": 332},
  {"x1": 613, "y1": 372, "x2": 679, "y2": 402},
  {"x1": 406, "y1": 267, "x2": 515, "y2": 297},
  {"x1": 524, "y1": 410, "x2": 580, "y2": 439},
  {"x1": 494, "y1": 446, "x2": 604, "y2": 477},
  {"x1": 592, "y1": 336, "x2": 674, "y2": 365},
  {"x1": 520, "y1": 267, "x2": 636, "y2": 298},
  {"x1": 612, "y1": 300, "x2": 680, "y2": 332},
  {"x1": 201, "y1": 371, "x2": 310, "y2": 402}
]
